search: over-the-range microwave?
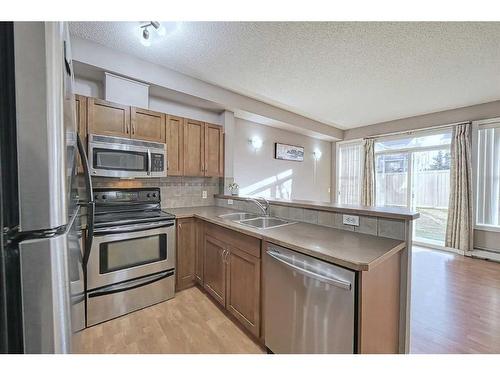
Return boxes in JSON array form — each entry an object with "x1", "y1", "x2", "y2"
[{"x1": 88, "y1": 134, "x2": 167, "y2": 178}]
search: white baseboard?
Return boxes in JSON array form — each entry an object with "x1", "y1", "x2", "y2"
[{"x1": 469, "y1": 249, "x2": 500, "y2": 263}]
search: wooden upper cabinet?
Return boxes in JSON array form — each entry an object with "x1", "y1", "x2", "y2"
[
  {"x1": 75, "y1": 95, "x2": 88, "y2": 141},
  {"x1": 131, "y1": 107, "x2": 166, "y2": 143},
  {"x1": 226, "y1": 246, "x2": 261, "y2": 337},
  {"x1": 166, "y1": 115, "x2": 184, "y2": 176},
  {"x1": 183, "y1": 118, "x2": 205, "y2": 177},
  {"x1": 204, "y1": 123, "x2": 224, "y2": 177},
  {"x1": 176, "y1": 218, "x2": 197, "y2": 291},
  {"x1": 88, "y1": 98, "x2": 130, "y2": 138},
  {"x1": 203, "y1": 234, "x2": 227, "y2": 306}
]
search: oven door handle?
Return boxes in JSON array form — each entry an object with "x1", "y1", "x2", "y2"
[
  {"x1": 87, "y1": 270, "x2": 174, "y2": 298},
  {"x1": 93, "y1": 220, "x2": 174, "y2": 235}
]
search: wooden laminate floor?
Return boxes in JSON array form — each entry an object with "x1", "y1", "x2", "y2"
[
  {"x1": 79, "y1": 247, "x2": 500, "y2": 354},
  {"x1": 78, "y1": 286, "x2": 265, "y2": 354},
  {"x1": 410, "y1": 246, "x2": 500, "y2": 354}
]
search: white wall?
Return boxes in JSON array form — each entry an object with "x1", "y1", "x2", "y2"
[
  {"x1": 75, "y1": 77, "x2": 103, "y2": 98},
  {"x1": 233, "y1": 118, "x2": 332, "y2": 203},
  {"x1": 149, "y1": 96, "x2": 221, "y2": 125},
  {"x1": 74, "y1": 77, "x2": 222, "y2": 125}
]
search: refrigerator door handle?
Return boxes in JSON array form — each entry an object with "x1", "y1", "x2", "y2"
[{"x1": 77, "y1": 133, "x2": 94, "y2": 267}]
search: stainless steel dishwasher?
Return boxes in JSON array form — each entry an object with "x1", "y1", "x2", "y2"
[{"x1": 264, "y1": 244, "x2": 356, "y2": 354}]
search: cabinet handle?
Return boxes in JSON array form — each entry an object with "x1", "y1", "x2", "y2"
[{"x1": 179, "y1": 223, "x2": 182, "y2": 230}]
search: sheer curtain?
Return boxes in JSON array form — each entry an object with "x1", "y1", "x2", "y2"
[
  {"x1": 361, "y1": 138, "x2": 375, "y2": 206},
  {"x1": 476, "y1": 123, "x2": 500, "y2": 227},
  {"x1": 337, "y1": 142, "x2": 363, "y2": 205},
  {"x1": 445, "y1": 123, "x2": 473, "y2": 251}
]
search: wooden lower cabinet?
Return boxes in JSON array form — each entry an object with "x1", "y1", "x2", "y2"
[
  {"x1": 203, "y1": 223, "x2": 262, "y2": 339},
  {"x1": 226, "y1": 246, "x2": 261, "y2": 337},
  {"x1": 203, "y1": 234, "x2": 227, "y2": 305},
  {"x1": 176, "y1": 218, "x2": 197, "y2": 291},
  {"x1": 194, "y1": 219, "x2": 204, "y2": 285}
]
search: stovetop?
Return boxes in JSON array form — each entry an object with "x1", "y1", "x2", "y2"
[{"x1": 92, "y1": 187, "x2": 176, "y2": 227}]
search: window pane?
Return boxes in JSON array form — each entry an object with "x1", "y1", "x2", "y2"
[
  {"x1": 375, "y1": 153, "x2": 409, "y2": 207},
  {"x1": 476, "y1": 125, "x2": 500, "y2": 227},
  {"x1": 413, "y1": 149, "x2": 450, "y2": 245},
  {"x1": 375, "y1": 133, "x2": 451, "y2": 152},
  {"x1": 338, "y1": 142, "x2": 363, "y2": 205}
]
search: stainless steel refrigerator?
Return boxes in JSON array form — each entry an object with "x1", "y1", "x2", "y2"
[{"x1": 0, "y1": 21, "x2": 86, "y2": 353}]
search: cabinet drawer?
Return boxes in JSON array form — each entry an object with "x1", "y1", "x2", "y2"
[{"x1": 205, "y1": 222, "x2": 261, "y2": 258}]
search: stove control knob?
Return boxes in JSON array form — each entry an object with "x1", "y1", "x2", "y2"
[
  {"x1": 102, "y1": 195, "x2": 107, "y2": 200},
  {"x1": 147, "y1": 193, "x2": 151, "y2": 198},
  {"x1": 152, "y1": 193, "x2": 157, "y2": 198}
]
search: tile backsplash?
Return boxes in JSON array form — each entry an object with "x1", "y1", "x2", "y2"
[
  {"x1": 215, "y1": 197, "x2": 407, "y2": 241},
  {"x1": 92, "y1": 176, "x2": 222, "y2": 208}
]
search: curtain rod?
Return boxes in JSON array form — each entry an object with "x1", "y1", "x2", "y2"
[{"x1": 363, "y1": 121, "x2": 470, "y2": 140}]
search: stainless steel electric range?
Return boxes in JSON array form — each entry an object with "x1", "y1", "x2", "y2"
[{"x1": 85, "y1": 188, "x2": 176, "y2": 327}]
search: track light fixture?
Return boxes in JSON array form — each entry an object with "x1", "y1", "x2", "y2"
[{"x1": 140, "y1": 21, "x2": 162, "y2": 46}]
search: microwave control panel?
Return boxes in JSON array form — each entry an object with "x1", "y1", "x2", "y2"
[{"x1": 151, "y1": 153, "x2": 164, "y2": 172}]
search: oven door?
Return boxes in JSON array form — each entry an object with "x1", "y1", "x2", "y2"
[{"x1": 87, "y1": 221, "x2": 175, "y2": 290}]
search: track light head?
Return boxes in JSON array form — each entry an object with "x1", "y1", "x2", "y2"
[{"x1": 142, "y1": 27, "x2": 150, "y2": 40}]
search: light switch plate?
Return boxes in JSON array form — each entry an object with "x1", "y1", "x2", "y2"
[
  {"x1": 227, "y1": 199, "x2": 233, "y2": 205},
  {"x1": 202, "y1": 190, "x2": 207, "y2": 199},
  {"x1": 342, "y1": 214, "x2": 359, "y2": 226}
]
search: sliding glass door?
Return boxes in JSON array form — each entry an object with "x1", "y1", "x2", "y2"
[{"x1": 375, "y1": 132, "x2": 452, "y2": 246}]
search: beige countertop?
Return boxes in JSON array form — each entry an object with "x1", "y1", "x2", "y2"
[
  {"x1": 165, "y1": 206, "x2": 405, "y2": 271},
  {"x1": 215, "y1": 194, "x2": 419, "y2": 220}
]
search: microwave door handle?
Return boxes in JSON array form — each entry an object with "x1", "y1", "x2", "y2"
[
  {"x1": 147, "y1": 149, "x2": 152, "y2": 176},
  {"x1": 77, "y1": 133, "x2": 94, "y2": 266}
]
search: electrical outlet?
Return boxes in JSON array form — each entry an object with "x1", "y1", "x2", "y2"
[
  {"x1": 227, "y1": 199, "x2": 233, "y2": 205},
  {"x1": 202, "y1": 190, "x2": 207, "y2": 199},
  {"x1": 342, "y1": 214, "x2": 359, "y2": 226}
]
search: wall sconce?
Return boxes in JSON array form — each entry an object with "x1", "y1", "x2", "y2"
[
  {"x1": 249, "y1": 136, "x2": 263, "y2": 151},
  {"x1": 313, "y1": 149, "x2": 322, "y2": 160}
]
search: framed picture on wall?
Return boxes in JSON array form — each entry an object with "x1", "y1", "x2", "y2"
[{"x1": 274, "y1": 142, "x2": 305, "y2": 161}]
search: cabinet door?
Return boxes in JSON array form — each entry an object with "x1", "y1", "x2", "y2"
[
  {"x1": 176, "y1": 218, "x2": 196, "y2": 291},
  {"x1": 75, "y1": 95, "x2": 88, "y2": 174},
  {"x1": 203, "y1": 234, "x2": 226, "y2": 306},
  {"x1": 204, "y1": 123, "x2": 224, "y2": 177},
  {"x1": 183, "y1": 118, "x2": 205, "y2": 176},
  {"x1": 226, "y1": 246, "x2": 261, "y2": 337},
  {"x1": 88, "y1": 98, "x2": 130, "y2": 138},
  {"x1": 195, "y1": 219, "x2": 204, "y2": 285},
  {"x1": 166, "y1": 115, "x2": 184, "y2": 176},
  {"x1": 130, "y1": 107, "x2": 166, "y2": 143}
]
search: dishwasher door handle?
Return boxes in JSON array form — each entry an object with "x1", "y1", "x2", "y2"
[{"x1": 266, "y1": 250, "x2": 352, "y2": 290}]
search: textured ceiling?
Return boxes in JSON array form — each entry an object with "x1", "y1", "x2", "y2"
[{"x1": 69, "y1": 22, "x2": 500, "y2": 129}]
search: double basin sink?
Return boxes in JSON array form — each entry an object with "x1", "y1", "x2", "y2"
[{"x1": 218, "y1": 212, "x2": 296, "y2": 229}]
